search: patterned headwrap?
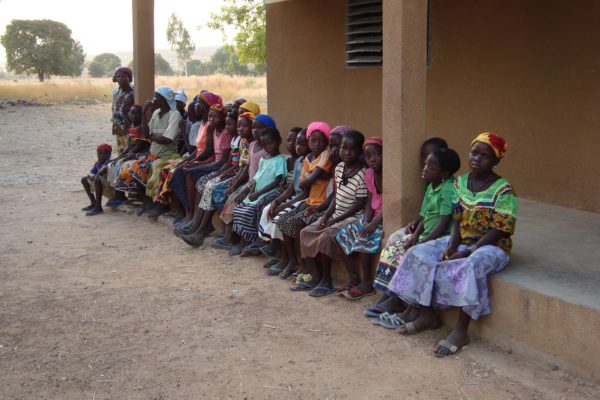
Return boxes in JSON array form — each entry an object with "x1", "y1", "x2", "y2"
[
  {"x1": 307, "y1": 121, "x2": 331, "y2": 139},
  {"x1": 199, "y1": 91, "x2": 222, "y2": 107},
  {"x1": 240, "y1": 101, "x2": 261, "y2": 115},
  {"x1": 238, "y1": 112, "x2": 255, "y2": 124},
  {"x1": 471, "y1": 132, "x2": 508, "y2": 159},
  {"x1": 116, "y1": 66, "x2": 133, "y2": 81},
  {"x1": 331, "y1": 125, "x2": 352, "y2": 135},
  {"x1": 155, "y1": 86, "x2": 176, "y2": 110},
  {"x1": 210, "y1": 103, "x2": 226, "y2": 114},
  {"x1": 254, "y1": 114, "x2": 276, "y2": 128},
  {"x1": 363, "y1": 136, "x2": 383, "y2": 149},
  {"x1": 97, "y1": 143, "x2": 112, "y2": 152}
]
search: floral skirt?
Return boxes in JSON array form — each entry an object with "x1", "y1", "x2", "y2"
[
  {"x1": 387, "y1": 236, "x2": 510, "y2": 320},
  {"x1": 335, "y1": 214, "x2": 383, "y2": 255},
  {"x1": 155, "y1": 159, "x2": 184, "y2": 203},
  {"x1": 115, "y1": 154, "x2": 158, "y2": 193},
  {"x1": 199, "y1": 176, "x2": 231, "y2": 211},
  {"x1": 373, "y1": 228, "x2": 411, "y2": 294}
]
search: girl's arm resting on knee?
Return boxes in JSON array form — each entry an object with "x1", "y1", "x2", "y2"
[
  {"x1": 445, "y1": 228, "x2": 508, "y2": 261},
  {"x1": 329, "y1": 197, "x2": 367, "y2": 226},
  {"x1": 318, "y1": 196, "x2": 337, "y2": 228},
  {"x1": 248, "y1": 176, "x2": 282, "y2": 201}
]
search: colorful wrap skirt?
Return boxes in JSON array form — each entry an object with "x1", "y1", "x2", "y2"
[
  {"x1": 335, "y1": 214, "x2": 383, "y2": 255},
  {"x1": 115, "y1": 154, "x2": 158, "y2": 193},
  {"x1": 299, "y1": 216, "x2": 359, "y2": 261},
  {"x1": 155, "y1": 159, "x2": 184, "y2": 203},
  {"x1": 373, "y1": 227, "x2": 411, "y2": 294},
  {"x1": 387, "y1": 236, "x2": 509, "y2": 320},
  {"x1": 146, "y1": 155, "x2": 181, "y2": 200}
]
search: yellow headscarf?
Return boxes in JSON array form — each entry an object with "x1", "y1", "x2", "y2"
[
  {"x1": 471, "y1": 132, "x2": 508, "y2": 159},
  {"x1": 239, "y1": 101, "x2": 260, "y2": 115}
]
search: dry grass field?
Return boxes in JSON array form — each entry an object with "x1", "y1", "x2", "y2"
[{"x1": 0, "y1": 74, "x2": 267, "y2": 110}]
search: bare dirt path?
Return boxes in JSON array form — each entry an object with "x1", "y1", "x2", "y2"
[{"x1": 0, "y1": 104, "x2": 598, "y2": 399}]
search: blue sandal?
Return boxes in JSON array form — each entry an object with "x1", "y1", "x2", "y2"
[
  {"x1": 290, "y1": 281, "x2": 315, "y2": 291},
  {"x1": 309, "y1": 286, "x2": 336, "y2": 297},
  {"x1": 364, "y1": 303, "x2": 391, "y2": 318}
]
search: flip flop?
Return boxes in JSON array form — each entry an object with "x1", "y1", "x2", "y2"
[
  {"x1": 228, "y1": 245, "x2": 242, "y2": 256},
  {"x1": 267, "y1": 265, "x2": 284, "y2": 276},
  {"x1": 211, "y1": 237, "x2": 232, "y2": 250},
  {"x1": 105, "y1": 198, "x2": 124, "y2": 208},
  {"x1": 342, "y1": 287, "x2": 375, "y2": 301},
  {"x1": 279, "y1": 269, "x2": 296, "y2": 280},
  {"x1": 364, "y1": 303, "x2": 391, "y2": 318},
  {"x1": 290, "y1": 281, "x2": 315, "y2": 291},
  {"x1": 85, "y1": 209, "x2": 103, "y2": 216},
  {"x1": 335, "y1": 282, "x2": 356, "y2": 295},
  {"x1": 81, "y1": 205, "x2": 95, "y2": 211},
  {"x1": 309, "y1": 286, "x2": 336, "y2": 297}
]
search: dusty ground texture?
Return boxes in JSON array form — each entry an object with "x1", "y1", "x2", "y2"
[{"x1": 0, "y1": 103, "x2": 598, "y2": 399}]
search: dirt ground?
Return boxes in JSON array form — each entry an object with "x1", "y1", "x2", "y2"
[{"x1": 0, "y1": 103, "x2": 598, "y2": 399}]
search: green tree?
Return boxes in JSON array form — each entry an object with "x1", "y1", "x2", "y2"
[
  {"x1": 166, "y1": 13, "x2": 196, "y2": 76},
  {"x1": 87, "y1": 53, "x2": 121, "y2": 77},
  {"x1": 205, "y1": 0, "x2": 266, "y2": 70},
  {"x1": 208, "y1": 45, "x2": 248, "y2": 76},
  {"x1": 1, "y1": 19, "x2": 85, "y2": 81},
  {"x1": 186, "y1": 59, "x2": 211, "y2": 76}
]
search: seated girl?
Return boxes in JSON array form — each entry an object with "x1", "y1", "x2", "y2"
[
  {"x1": 106, "y1": 104, "x2": 149, "y2": 208},
  {"x1": 215, "y1": 114, "x2": 276, "y2": 254},
  {"x1": 164, "y1": 103, "x2": 231, "y2": 220},
  {"x1": 231, "y1": 127, "x2": 288, "y2": 254},
  {"x1": 259, "y1": 129, "x2": 309, "y2": 274},
  {"x1": 174, "y1": 110, "x2": 239, "y2": 244},
  {"x1": 366, "y1": 137, "x2": 449, "y2": 317},
  {"x1": 369, "y1": 147, "x2": 461, "y2": 328},
  {"x1": 335, "y1": 137, "x2": 383, "y2": 300},
  {"x1": 274, "y1": 122, "x2": 334, "y2": 280},
  {"x1": 296, "y1": 130, "x2": 367, "y2": 297},
  {"x1": 81, "y1": 143, "x2": 114, "y2": 216},
  {"x1": 388, "y1": 133, "x2": 516, "y2": 358}
]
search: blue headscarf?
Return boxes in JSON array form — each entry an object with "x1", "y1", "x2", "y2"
[
  {"x1": 254, "y1": 114, "x2": 276, "y2": 128},
  {"x1": 155, "y1": 86, "x2": 176, "y2": 110}
]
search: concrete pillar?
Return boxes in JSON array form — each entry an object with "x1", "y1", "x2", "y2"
[
  {"x1": 132, "y1": 0, "x2": 155, "y2": 105},
  {"x1": 381, "y1": 0, "x2": 429, "y2": 233}
]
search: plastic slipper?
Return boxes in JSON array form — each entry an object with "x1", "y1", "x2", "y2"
[
  {"x1": 211, "y1": 237, "x2": 232, "y2": 250},
  {"x1": 106, "y1": 198, "x2": 124, "y2": 208},
  {"x1": 81, "y1": 205, "x2": 95, "y2": 211},
  {"x1": 279, "y1": 269, "x2": 296, "y2": 280},
  {"x1": 371, "y1": 312, "x2": 391, "y2": 325},
  {"x1": 267, "y1": 265, "x2": 284, "y2": 276},
  {"x1": 336, "y1": 282, "x2": 356, "y2": 295},
  {"x1": 85, "y1": 209, "x2": 103, "y2": 216},
  {"x1": 290, "y1": 281, "x2": 315, "y2": 291},
  {"x1": 342, "y1": 287, "x2": 376, "y2": 301},
  {"x1": 364, "y1": 303, "x2": 391, "y2": 318},
  {"x1": 309, "y1": 286, "x2": 337, "y2": 297},
  {"x1": 379, "y1": 313, "x2": 406, "y2": 329},
  {"x1": 228, "y1": 245, "x2": 242, "y2": 256}
]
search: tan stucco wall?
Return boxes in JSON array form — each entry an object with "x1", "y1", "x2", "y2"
[
  {"x1": 266, "y1": 0, "x2": 382, "y2": 136},
  {"x1": 427, "y1": 0, "x2": 600, "y2": 212}
]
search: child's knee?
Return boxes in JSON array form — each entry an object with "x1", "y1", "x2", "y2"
[{"x1": 81, "y1": 176, "x2": 89, "y2": 185}]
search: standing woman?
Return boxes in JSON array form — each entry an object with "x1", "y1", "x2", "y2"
[
  {"x1": 111, "y1": 67, "x2": 135, "y2": 156},
  {"x1": 388, "y1": 132, "x2": 517, "y2": 357}
]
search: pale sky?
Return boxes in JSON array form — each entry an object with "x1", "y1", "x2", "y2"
[{"x1": 0, "y1": 0, "x2": 232, "y2": 59}]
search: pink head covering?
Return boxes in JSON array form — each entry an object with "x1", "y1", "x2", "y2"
[
  {"x1": 307, "y1": 121, "x2": 331, "y2": 139},
  {"x1": 363, "y1": 136, "x2": 383, "y2": 148}
]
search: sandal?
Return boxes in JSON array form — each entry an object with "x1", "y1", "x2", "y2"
[
  {"x1": 267, "y1": 265, "x2": 284, "y2": 276},
  {"x1": 211, "y1": 237, "x2": 232, "y2": 250},
  {"x1": 279, "y1": 269, "x2": 296, "y2": 280},
  {"x1": 434, "y1": 339, "x2": 468, "y2": 358},
  {"x1": 336, "y1": 282, "x2": 356, "y2": 295},
  {"x1": 240, "y1": 243, "x2": 262, "y2": 257},
  {"x1": 373, "y1": 313, "x2": 406, "y2": 329},
  {"x1": 342, "y1": 287, "x2": 375, "y2": 301},
  {"x1": 397, "y1": 319, "x2": 441, "y2": 336},
  {"x1": 309, "y1": 286, "x2": 336, "y2": 297},
  {"x1": 81, "y1": 205, "x2": 95, "y2": 211},
  {"x1": 228, "y1": 245, "x2": 242, "y2": 256}
]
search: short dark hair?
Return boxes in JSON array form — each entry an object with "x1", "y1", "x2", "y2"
[
  {"x1": 261, "y1": 126, "x2": 282, "y2": 142},
  {"x1": 422, "y1": 137, "x2": 448, "y2": 149},
  {"x1": 343, "y1": 129, "x2": 365, "y2": 149},
  {"x1": 289, "y1": 127, "x2": 303, "y2": 135},
  {"x1": 433, "y1": 148, "x2": 461, "y2": 176}
]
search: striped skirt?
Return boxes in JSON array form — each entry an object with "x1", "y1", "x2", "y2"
[
  {"x1": 258, "y1": 199, "x2": 303, "y2": 242},
  {"x1": 232, "y1": 191, "x2": 280, "y2": 242}
]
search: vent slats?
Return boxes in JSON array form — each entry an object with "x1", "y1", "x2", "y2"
[{"x1": 346, "y1": 0, "x2": 382, "y2": 67}]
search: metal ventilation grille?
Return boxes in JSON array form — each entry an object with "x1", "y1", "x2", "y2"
[{"x1": 346, "y1": 0, "x2": 383, "y2": 67}]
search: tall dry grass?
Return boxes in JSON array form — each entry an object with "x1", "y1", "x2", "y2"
[{"x1": 0, "y1": 75, "x2": 267, "y2": 111}]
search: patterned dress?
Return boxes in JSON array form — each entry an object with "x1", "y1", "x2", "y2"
[{"x1": 388, "y1": 174, "x2": 518, "y2": 319}]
